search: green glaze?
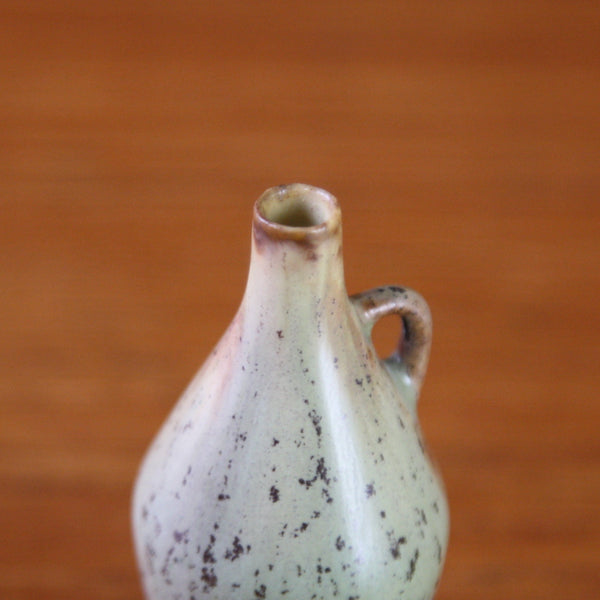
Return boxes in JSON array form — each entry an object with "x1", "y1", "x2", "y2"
[{"x1": 132, "y1": 184, "x2": 449, "y2": 599}]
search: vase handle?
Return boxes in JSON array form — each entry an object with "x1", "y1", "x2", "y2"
[{"x1": 350, "y1": 286, "x2": 432, "y2": 403}]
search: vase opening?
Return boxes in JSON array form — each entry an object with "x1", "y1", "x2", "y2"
[{"x1": 256, "y1": 184, "x2": 339, "y2": 231}]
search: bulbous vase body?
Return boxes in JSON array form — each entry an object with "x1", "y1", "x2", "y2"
[{"x1": 132, "y1": 184, "x2": 449, "y2": 599}]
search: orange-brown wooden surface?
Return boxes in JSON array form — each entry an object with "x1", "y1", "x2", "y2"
[{"x1": 1, "y1": 2, "x2": 599, "y2": 598}]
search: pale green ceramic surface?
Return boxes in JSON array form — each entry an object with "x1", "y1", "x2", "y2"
[{"x1": 132, "y1": 184, "x2": 449, "y2": 599}]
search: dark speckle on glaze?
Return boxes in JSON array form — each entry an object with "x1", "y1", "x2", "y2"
[
  {"x1": 406, "y1": 548, "x2": 420, "y2": 582},
  {"x1": 201, "y1": 566, "x2": 217, "y2": 591},
  {"x1": 202, "y1": 536, "x2": 216, "y2": 565},
  {"x1": 224, "y1": 536, "x2": 245, "y2": 561},
  {"x1": 387, "y1": 531, "x2": 407, "y2": 560},
  {"x1": 269, "y1": 485, "x2": 280, "y2": 503}
]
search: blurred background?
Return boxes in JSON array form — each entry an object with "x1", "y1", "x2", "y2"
[{"x1": 1, "y1": 1, "x2": 598, "y2": 599}]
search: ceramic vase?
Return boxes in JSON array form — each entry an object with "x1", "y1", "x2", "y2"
[{"x1": 132, "y1": 183, "x2": 449, "y2": 599}]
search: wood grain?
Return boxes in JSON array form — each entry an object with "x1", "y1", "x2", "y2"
[{"x1": 1, "y1": 2, "x2": 599, "y2": 598}]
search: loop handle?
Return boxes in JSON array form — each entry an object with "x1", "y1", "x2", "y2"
[{"x1": 350, "y1": 286, "x2": 432, "y2": 402}]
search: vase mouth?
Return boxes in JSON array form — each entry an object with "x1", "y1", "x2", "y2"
[{"x1": 254, "y1": 184, "x2": 341, "y2": 242}]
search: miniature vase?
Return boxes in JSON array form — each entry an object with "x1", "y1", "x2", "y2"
[{"x1": 132, "y1": 183, "x2": 449, "y2": 599}]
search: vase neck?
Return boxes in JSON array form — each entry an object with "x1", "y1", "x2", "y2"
[{"x1": 242, "y1": 184, "x2": 346, "y2": 318}]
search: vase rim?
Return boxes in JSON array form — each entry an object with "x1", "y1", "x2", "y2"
[{"x1": 253, "y1": 183, "x2": 341, "y2": 243}]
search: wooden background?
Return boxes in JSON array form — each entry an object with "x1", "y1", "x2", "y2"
[{"x1": 1, "y1": 2, "x2": 598, "y2": 598}]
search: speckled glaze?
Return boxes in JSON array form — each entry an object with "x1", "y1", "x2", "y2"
[{"x1": 132, "y1": 184, "x2": 449, "y2": 600}]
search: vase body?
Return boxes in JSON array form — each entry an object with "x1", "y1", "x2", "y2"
[{"x1": 132, "y1": 184, "x2": 449, "y2": 599}]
